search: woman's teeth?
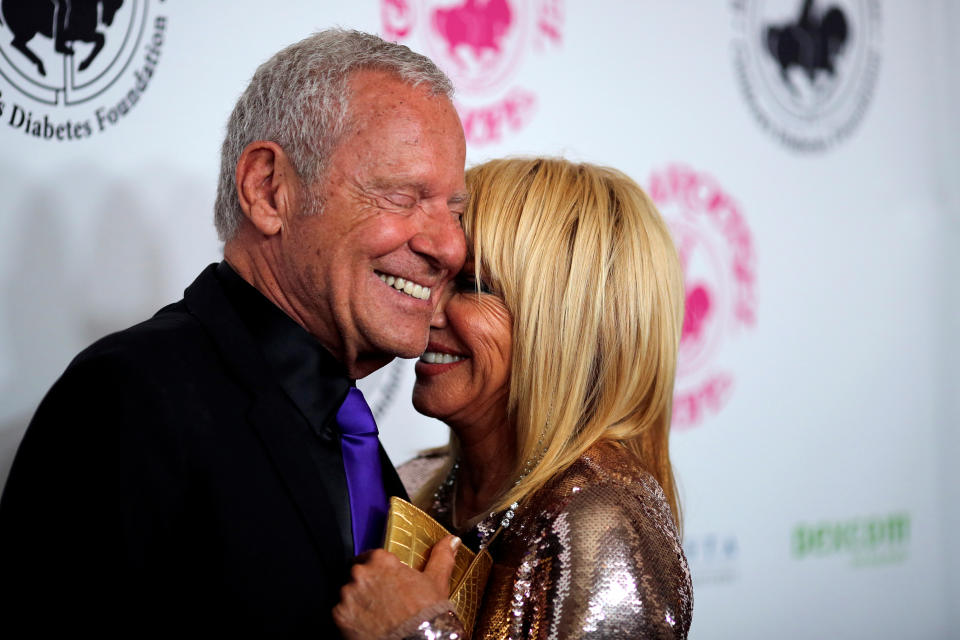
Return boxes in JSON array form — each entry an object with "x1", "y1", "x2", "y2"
[
  {"x1": 377, "y1": 271, "x2": 431, "y2": 300},
  {"x1": 420, "y1": 352, "x2": 465, "y2": 364}
]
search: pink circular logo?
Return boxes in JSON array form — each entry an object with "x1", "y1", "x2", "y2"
[
  {"x1": 648, "y1": 165, "x2": 757, "y2": 430},
  {"x1": 382, "y1": 0, "x2": 564, "y2": 145}
]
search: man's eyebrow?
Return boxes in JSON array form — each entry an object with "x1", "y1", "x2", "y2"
[
  {"x1": 367, "y1": 177, "x2": 419, "y2": 191},
  {"x1": 449, "y1": 192, "x2": 470, "y2": 206}
]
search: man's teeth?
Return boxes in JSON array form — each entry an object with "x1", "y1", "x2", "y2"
[
  {"x1": 420, "y1": 351, "x2": 465, "y2": 364},
  {"x1": 377, "y1": 272, "x2": 431, "y2": 300}
]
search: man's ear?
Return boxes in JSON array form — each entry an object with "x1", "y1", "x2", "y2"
[{"x1": 235, "y1": 141, "x2": 300, "y2": 236}]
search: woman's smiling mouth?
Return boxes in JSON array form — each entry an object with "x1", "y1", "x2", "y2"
[{"x1": 419, "y1": 351, "x2": 465, "y2": 364}]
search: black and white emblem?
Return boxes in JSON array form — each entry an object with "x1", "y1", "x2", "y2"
[
  {"x1": 0, "y1": 0, "x2": 148, "y2": 106},
  {"x1": 732, "y1": 0, "x2": 881, "y2": 152}
]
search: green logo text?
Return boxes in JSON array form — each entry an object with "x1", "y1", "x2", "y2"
[{"x1": 792, "y1": 512, "x2": 910, "y2": 566}]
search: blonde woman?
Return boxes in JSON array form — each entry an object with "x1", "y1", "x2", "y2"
[{"x1": 335, "y1": 158, "x2": 693, "y2": 639}]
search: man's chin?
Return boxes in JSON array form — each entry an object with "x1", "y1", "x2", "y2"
[
  {"x1": 369, "y1": 330, "x2": 429, "y2": 361},
  {"x1": 390, "y1": 339, "x2": 429, "y2": 360},
  {"x1": 352, "y1": 316, "x2": 430, "y2": 371}
]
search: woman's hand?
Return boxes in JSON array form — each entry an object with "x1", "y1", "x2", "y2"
[{"x1": 333, "y1": 535, "x2": 461, "y2": 640}]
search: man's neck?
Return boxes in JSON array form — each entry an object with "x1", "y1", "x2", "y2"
[{"x1": 223, "y1": 239, "x2": 389, "y2": 380}]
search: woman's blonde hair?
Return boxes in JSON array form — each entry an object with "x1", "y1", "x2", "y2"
[{"x1": 435, "y1": 157, "x2": 685, "y2": 527}]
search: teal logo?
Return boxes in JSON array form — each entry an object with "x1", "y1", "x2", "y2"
[
  {"x1": 792, "y1": 512, "x2": 910, "y2": 566},
  {"x1": 685, "y1": 532, "x2": 740, "y2": 585}
]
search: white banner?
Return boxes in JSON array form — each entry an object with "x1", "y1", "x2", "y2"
[{"x1": 1, "y1": 1, "x2": 957, "y2": 637}]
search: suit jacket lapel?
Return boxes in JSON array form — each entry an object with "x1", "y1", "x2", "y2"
[
  {"x1": 246, "y1": 397, "x2": 354, "y2": 568},
  {"x1": 307, "y1": 429, "x2": 355, "y2": 558}
]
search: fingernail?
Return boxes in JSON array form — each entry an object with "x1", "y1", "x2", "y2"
[{"x1": 450, "y1": 536, "x2": 461, "y2": 552}]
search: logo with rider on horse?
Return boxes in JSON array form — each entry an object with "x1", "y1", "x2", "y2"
[
  {"x1": 731, "y1": 0, "x2": 881, "y2": 152},
  {"x1": 0, "y1": 0, "x2": 166, "y2": 141},
  {"x1": 2, "y1": 0, "x2": 123, "y2": 79}
]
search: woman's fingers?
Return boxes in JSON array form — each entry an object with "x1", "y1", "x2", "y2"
[{"x1": 423, "y1": 535, "x2": 461, "y2": 592}]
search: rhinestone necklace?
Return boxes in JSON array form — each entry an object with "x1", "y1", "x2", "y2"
[{"x1": 433, "y1": 449, "x2": 543, "y2": 551}]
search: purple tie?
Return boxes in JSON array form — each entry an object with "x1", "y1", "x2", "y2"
[{"x1": 336, "y1": 387, "x2": 388, "y2": 555}]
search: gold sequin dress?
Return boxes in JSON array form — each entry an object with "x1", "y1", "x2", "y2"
[{"x1": 396, "y1": 441, "x2": 693, "y2": 639}]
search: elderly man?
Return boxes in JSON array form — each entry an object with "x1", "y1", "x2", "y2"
[{"x1": 0, "y1": 30, "x2": 466, "y2": 636}]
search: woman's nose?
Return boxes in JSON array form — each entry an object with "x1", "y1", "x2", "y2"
[{"x1": 430, "y1": 283, "x2": 453, "y2": 329}]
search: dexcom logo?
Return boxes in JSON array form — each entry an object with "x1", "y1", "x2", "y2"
[
  {"x1": 792, "y1": 512, "x2": 910, "y2": 566},
  {"x1": 0, "y1": 0, "x2": 168, "y2": 141},
  {"x1": 382, "y1": 0, "x2": 564, "y2": 145}
]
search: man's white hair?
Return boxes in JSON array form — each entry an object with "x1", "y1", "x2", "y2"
[{"x1": 213, "y1": 29, "x2": 454, "y2": 241}]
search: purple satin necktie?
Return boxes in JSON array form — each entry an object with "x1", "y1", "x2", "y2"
[{"x1": 336, "y1": 387, "x2": 388, "y2": 555}]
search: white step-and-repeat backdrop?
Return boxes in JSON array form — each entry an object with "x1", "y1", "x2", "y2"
[{"x1": 1, "y1": 1, "x2": 957, "y2": 637}]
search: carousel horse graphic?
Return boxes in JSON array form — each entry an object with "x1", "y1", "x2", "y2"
[{"x1": 432, "y1": 0, "x2": 513, "y2": 64}]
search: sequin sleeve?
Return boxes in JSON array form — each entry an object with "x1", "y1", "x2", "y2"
[
  {"x1": 478, "y1": 471, "x2": 693, "y2": 639},
  {"x1": 399, "y1": 609, "x2": 466, "y2": 640},
  {"x1": 387, "y1": 601, "x2": 465, "y2": 640},
  {"x1": 538, "y1": 478, "x2": 692, "y2": 638}
]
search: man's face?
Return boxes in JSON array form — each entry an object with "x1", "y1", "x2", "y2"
[{"x1": 280, "y1": 70, "x2": 467, "y2": 373}]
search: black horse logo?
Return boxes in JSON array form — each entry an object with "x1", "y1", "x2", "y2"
[
  {"x1": 764, "y1": 0, "x2": 849, "y2": 90},
  {"x1": 0, "y1": 0, "x2": 124, "y2": 77}
]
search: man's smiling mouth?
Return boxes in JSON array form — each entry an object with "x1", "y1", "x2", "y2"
[{"x1": 375, "y1": 270, "x2": 431, "y2": 300}]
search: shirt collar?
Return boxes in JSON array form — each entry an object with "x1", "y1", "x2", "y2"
[{"x1": 215, "y1": 261, "x2": 351, "y2": 440}]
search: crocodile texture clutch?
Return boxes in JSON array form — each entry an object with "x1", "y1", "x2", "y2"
[{"x1": 383, "y1": 496, "x2": 492, "y2": 639}]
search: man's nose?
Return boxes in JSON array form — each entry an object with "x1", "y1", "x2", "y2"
[{"x1": 410, "y1": 205, "x2": 467, "y2": 274}]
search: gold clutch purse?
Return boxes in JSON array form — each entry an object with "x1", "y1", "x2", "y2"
[{"x1": 383, "y1": 496, "x2": 492, "y2": 639}]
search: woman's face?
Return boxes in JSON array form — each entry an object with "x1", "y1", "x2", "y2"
[{"x1": 412, "y1": 261, "x2": 512, "y2": 429}]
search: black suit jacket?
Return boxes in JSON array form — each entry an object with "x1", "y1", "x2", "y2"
[{"x1": 0, "y1": 264, "x2": 407, "y2": 637}]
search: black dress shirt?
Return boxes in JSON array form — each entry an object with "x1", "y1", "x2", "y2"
[{"x1": 216, "y1": 261, "x2": 352, "y2": 441}]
